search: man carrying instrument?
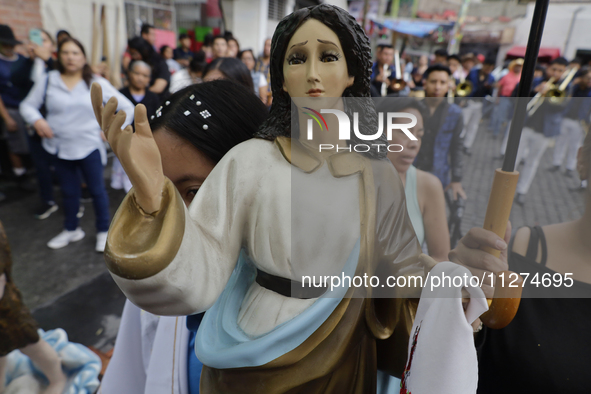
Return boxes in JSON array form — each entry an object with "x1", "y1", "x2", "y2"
[
  {"x1": 370, "y1": 44, "x2": 398, "y2": 97},
  {"x1": 415, "y1": 64, "x2": 467, "y2": 201},
  {"x1": 550, "y1": 67, "x2": 591, "y2": 178},
  {"x1": 512, "y1": 57, "x2": 569, "y2": 205},
  {"x1": 461, "y1": 58, "x2": 496, "y2": 155}
]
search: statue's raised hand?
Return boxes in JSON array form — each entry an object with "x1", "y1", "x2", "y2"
[{"x1": 91, "y1": 82, "x2": 165, "y2": 213}]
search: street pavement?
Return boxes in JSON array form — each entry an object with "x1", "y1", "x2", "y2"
[
  {"x1": 0, "y1": 121, "x2": 586, "y2": 353},
  {"x1": 460, "y1": 121, "x2": 585, "y2": 236},
  {"x1": 0, "y1": 171, "x2": 126, "y2": 352}
]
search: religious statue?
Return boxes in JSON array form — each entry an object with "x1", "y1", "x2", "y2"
[{"x1": 93, "y1": 5, "x2": 433, "y2": 392}]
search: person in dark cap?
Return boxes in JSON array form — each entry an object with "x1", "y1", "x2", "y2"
[{"x1": 0, "y1": 24, "x2": 34, "y2": 191}]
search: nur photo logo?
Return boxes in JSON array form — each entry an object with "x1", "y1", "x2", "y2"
[{"x1": 304, "y1": 108, "x2": 417, "y2": 153}]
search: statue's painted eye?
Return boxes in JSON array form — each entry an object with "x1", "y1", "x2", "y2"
[
  {"x1": 320, "y1": 51, "x2": 341, "y2": 63},
  {"x1": 288, "y1": 53, "x2": 307, "y2": 65}
]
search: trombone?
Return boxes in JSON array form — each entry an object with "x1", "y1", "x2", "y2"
[
  {"x1": 381, "y1": 51, "x2": 406, "y2": 97},
  {"x1": 527, "y1": 67, "x2": 578, "y2": 116},
  {"x1": 389, "y1": 50, "x2": 406, "y2": 92},
  {"x1": 447, "y1": 76, "x2": 456, "y2": 104},
  {"x1": 380, "y1": 63, "x2": 392, "y2": 97}
]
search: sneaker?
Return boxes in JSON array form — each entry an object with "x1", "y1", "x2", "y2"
[
  {"x1": 548, "y1": 165, "x2": 560, "y2": 172},
  {"x1": 514, "y1": 193, "x2": 526, "y2": 206},
  {"x1": 565, "y1": 169, "x2": 574, "y2": 178},
  {"x1": 47, "y1": 228, "x2": 85, "y2": 249},
  {"x1": 77, "y1": 205, "x2": 85, "y2": 219},
  {"x1": 34, "y1": 202, "x2": 58, "y2": 220},
  {"x1": 569, "y1": 184, "x2": 586, "y2": 192},
  {"x1": 96, "y1": 231, "x2": 108, "y2": 252}
]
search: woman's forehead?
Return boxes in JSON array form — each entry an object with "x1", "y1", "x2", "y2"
[{"x1": 287, "y1": 19, "x2": 341, "y2": 49}]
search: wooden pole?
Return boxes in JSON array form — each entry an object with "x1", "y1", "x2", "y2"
[{"x1": 479, "y1": 0, "x2": 551, "y2": 329}]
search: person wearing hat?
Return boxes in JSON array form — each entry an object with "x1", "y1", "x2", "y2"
[
  {"x1": 0, "y1": 24, "x2": 34, "y2": 191},
  {"x1": 476, "y1": 53, "x2": 485, "y2": 68},
  {"x1": 490, "y1": 58, "x2": 523, "y2": 138},
  {"x1": 173, "y1": 33, "x2": 194, "y2": 69}
]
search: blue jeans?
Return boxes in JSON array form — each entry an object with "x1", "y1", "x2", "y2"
[
  {"x1": 54, "y1": 149, "x2": 110, "y2": 232},
  {"x1": 27, "y1": 133, "x2": 58, "y2": 205},
  {"x1": 490, "y1": 97, "x2": 514, "y2": 136}
]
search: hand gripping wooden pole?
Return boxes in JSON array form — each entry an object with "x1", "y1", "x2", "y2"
[
  {"x1": 479, "y1": 169, "x2": 523, "y2": 329},
  {"x1": 477, "y1": 0, "x2": 550, "y2": 330}
]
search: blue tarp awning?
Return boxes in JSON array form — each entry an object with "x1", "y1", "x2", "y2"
[{"x1": 371, "y1": 18, "x2": 453, "y2": 38}]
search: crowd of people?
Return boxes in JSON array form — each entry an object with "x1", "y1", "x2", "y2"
[
  {"x1": 0, "y1": 5, "x2": 591, "y2": 391},
  {"x1": 370, "y1": 43, "x2": 591, "y2": 208},
  {"x1": 0, "y1": 22, "x2": 274, "y2": 252}
]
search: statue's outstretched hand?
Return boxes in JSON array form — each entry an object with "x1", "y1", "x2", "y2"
[{"x1": 91, "y1": 82, "x2": 165, "y2": 213}]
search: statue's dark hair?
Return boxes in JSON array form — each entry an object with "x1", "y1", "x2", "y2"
[{"x1": 255, "y1": 4, "x2": 386, "y2": 158}]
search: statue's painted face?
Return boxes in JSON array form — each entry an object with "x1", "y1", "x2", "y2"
[{"x1": 282, "y1": 19, "x2": 354, "y2": 99}]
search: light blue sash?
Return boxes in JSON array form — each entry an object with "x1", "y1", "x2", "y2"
[{"x1": 195, "y1": 239, "x2": 360, "y2": 369}]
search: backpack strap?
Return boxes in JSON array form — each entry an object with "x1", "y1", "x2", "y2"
[{"x1": 524, "y1": 225, "x2": 548, "y2": 265}]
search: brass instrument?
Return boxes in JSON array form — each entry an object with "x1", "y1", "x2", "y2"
[
  {"x1": 389, "y1": 50, "x2": 406, "y2": 92},
  {"x1": 545, "y1": 67, "x2": 578, "y2": 105},
  {"x1": 527, "y1": 67, "x2": 577, "y2": 116},
  {"x1": 380, "y1": 63, "x2": 391, "y2": 97},
  {"x1": 447, "y1": 76, "x2": 456, "y2": 104},
  {"x1": 455, "y1": 76, "x2": 473, "y2": 97},
  {"x1": 526, "y1": 76, "x2": 555, "y2": 114}
]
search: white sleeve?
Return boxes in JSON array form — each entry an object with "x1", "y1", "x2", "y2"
[
  {"x1": 99, "y1": 300, "x2": 147, "y2": 394},
  {"x1": 96, "y1": 77, "x2": 135, "y2": 127},
  {"x1": 19, "y1": 72, "x2": 48, "y2": 125},
  {"x1": 30, "y1": 58, "x2": 47, "y2": 86},
  {"x1": 259, "y1": 73, "x2": 268, "y2": 88},
  {"x1": 169, "y1": 70, "x2": 188, "y2": 94},
  {"x1": 106, "y1": 141, "x2": 262, "y2": 316}
]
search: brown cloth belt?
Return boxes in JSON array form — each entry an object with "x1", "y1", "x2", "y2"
[{"x1": 255, "y1": 268, "x2": 327, "y2": 299}]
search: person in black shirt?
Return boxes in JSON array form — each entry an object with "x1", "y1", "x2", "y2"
[
  {"x1": 0, "y1": 24, "x2": 34, "y2": 191},
  {"x1": 550, "y1": 67, "x2": 591, "y2": 176},
  {"x1": 173, "y1": 33, "x2": 194, "y2": 68},
  {"x1": 128, "y1": 37, "x2": 171, "y2": 101},
  {"x1": 140, "y1": 23, "x2": 156, "y2": 48},
  {"x1": 119, "y1": 60, "x2": 160, "y2": 117},
  {"x1": 448, "y1": 129, "x2": 591, "y2": 393},
  {"x1": 114, "y1": 60, "x2": 161, "y2": 192}
]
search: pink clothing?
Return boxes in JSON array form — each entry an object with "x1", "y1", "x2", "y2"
[{"x1": 498, "y1": 71, "x2": 521, "y2": 97}]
